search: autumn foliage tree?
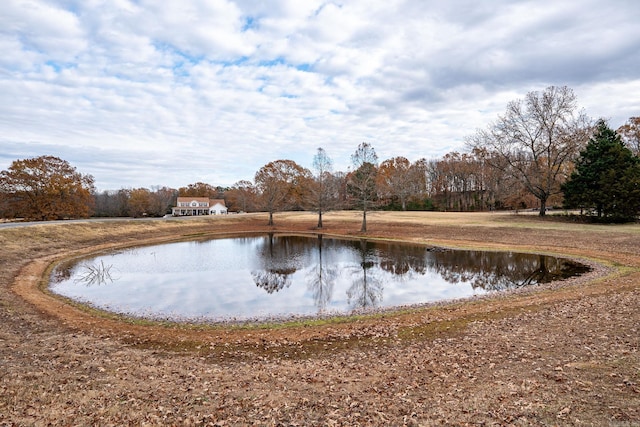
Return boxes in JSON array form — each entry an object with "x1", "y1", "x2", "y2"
[
  {"x1": 0, "y1": 156, "x2": 95, "y2": 220},
  {"x1": 178, "y1": 182, "x2": 223, "y2": 198},
  {"x1": 128, "y1": 188, "x2": 152, "y2": 218},
  {"x1": 254, "y1": 159, "x2": 311, "y2": 226},
  {"x1": 377, "y1": 156, "x2": 427, "y2": 211}
]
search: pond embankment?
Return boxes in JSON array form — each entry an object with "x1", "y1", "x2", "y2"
[{"x1": 1, "y1": 212, "x2": 638, "y2": 425}]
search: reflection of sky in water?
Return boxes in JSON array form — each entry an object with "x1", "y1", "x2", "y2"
[{"x1": 49, "y1": 235, "x2": 588, "y2": 322}]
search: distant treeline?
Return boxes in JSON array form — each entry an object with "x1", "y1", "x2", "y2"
[{"x1": 2, "y1": 86, "x2": 639, "y2": 223}]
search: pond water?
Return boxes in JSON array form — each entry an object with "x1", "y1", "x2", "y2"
[{"x1": 49, "y1": 234, "x2": 590, "y2": 322}]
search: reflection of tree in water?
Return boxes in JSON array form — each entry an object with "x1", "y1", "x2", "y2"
[
  {"x1": 345, "y1": 240, "x2": 589, "y2": 295},
  {"x1": 245, "y1": 234, "x2": 589, "y2": 306},
  {"x1": 346, "y1": 240, "x2": 383, "y2": 310},
  {"x1": 377, "y1": 242, "x2": 430, "y2": 277},
  {"x1": 73, "y1": 260, "x2": 117, "y2": 286},
  {"x1": 431, "y1": 251, "x2": 590, "y2": 291},
  {"x1": 252, "y1": 268, "x2": 296, "y2": 294},
  {"x1": 251, "y1": 233, "x2": 308, "y2": 294},
  {"x1": 52, "y1": 259, "x2": 118, "y2": 287},
  {"x1": 305, "y1": 235, "x2": 337, "y2": 313}
]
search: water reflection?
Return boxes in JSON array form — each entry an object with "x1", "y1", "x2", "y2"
[
  {"x1": 51, "y1": 259, "x2": 116, "y2": 286},
  {"x1": 346, "y1": 239, "x2": 383, "y2": 310},
  {"x1": 305, "y1": 235, "x2": 337, "y2": 313},
  {"x1": 251, "y1": 233, "x2": 304, "y2": 294},
  {"x1": 74, "y1": 260, "x2": 117, "y2": 286},
  {"x1": 430, "y1": 251, "x2": 590, "y2": 291},
  {"x1": 245, "y1": 236, "x2": 589, "y2": 314},
  {"x1": 49, "y1": 234, "x2": 591, "y2": 322},
  {"x1": 377, "y1": 241, "x2": 430, "y2": 277}
]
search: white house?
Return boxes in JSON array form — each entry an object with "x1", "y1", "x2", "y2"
[{"x1": 171, "y1": 197, "x2": 228, "y2": 216}]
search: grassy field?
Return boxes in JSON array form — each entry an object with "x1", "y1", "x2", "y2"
[{"x1": 1, "y1": 211, "x2": 638, "y2": 425}]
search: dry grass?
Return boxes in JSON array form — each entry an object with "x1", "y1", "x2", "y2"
[{"x1": 1, "y1": 211, "x2": 639, "y2": 425}]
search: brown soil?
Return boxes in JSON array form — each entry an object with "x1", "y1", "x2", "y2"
[{"x1": 1, "y1": 211, "x2": 638, "y2": 426}]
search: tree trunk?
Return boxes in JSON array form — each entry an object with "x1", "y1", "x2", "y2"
[
  {"x1": 538, "y1": 198, "x2": 547, "y2": 216},
  {"x1": 361, "y1": 206, "x2": 367, "y2": 233},
  {"x1": 317, "y1": 210, "x2": 323, "y2": 228},
  {"x1": 268, "y1": 210, "x2": 274, "y2": 226}
]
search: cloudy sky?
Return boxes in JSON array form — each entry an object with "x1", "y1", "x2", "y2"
[{"x1": 2, "y1": 0, "x2": 639, "y2": 190}]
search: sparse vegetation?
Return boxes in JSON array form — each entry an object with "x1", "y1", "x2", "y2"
[
  {"x1": 1, "y1": 212, "x2": 638, "y2": 425},
  {"x1": 74, "y1": 260, "x2": 116, "y2": 286}
]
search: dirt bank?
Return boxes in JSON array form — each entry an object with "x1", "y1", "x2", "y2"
[{"x1": 1, "y1": 212, "x2": 638, "y2": 425}]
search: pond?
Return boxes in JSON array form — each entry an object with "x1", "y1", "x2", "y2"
[{"x1": 49, "y1": 234, "x2": 590, "y2": 323}]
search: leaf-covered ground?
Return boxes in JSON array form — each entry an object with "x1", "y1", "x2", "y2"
[{"x1": 1, "y1": 212, "x2": 638, "y2": 425}]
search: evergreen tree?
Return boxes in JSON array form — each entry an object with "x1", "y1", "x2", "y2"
[{"x1": 562, "y1": 120, "x2": 640, "y2": 221}]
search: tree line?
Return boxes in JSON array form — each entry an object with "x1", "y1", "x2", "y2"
[{"x1": 2, "y1": 86, "x2": 639, "y2": 224}]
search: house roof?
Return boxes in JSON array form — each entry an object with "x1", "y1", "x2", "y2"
[
  {"x1": 176, "y1": 197, "x2": 211, "y2": 203},
  {"x1": 175, "y1": 197, "x2": 226, "y2": 207}
]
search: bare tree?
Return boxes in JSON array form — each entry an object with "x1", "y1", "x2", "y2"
[
  {"x1": 149, "y1": 186, "x2": 178, "y2": 216},
  {"x1": 227, "y1": 180, "x2": 256, "y2": 213},
  {"x1": 309, "y1": 147, "x2": 336, "y2": 228},
  {"x1": 425, "y1": 150, "x2": 507, "y2": 211},
  {"x1": 466, "y1": 86, "x2": 591, "y2": 215},
  {"x1": 348, "y1": 142, "x2": 378, "y2": 232},
  {"x1": 618, "y1": 116, "x2": 640, "y2": 157}
]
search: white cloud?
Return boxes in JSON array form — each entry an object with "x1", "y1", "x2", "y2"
[
  {"x1": 0, "y1": 0, "x2": 86, "y2": 62},
  {"x1": 1, "y1": 0, "x2": 639, "y2": 190}
]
